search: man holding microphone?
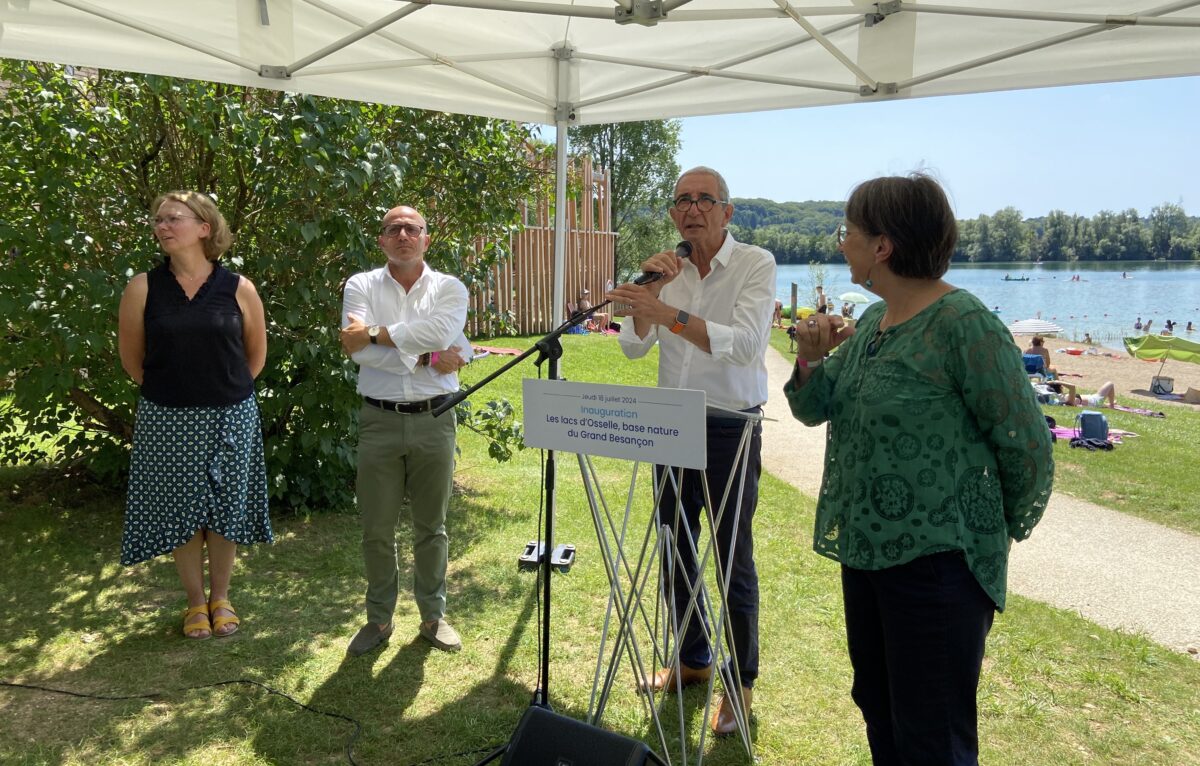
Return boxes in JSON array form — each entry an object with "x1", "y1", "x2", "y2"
[{"x1": 607, "y1": 166, "x2": 776, "y2": 735}]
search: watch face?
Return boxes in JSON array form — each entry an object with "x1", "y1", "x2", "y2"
[{"x1": 368, "y1": 326, "x2": 380, "y2": 337}]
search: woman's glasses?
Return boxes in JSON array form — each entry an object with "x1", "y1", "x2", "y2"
[{"x1": 835, "y1": 223, "x2": 849, "y2": 245}]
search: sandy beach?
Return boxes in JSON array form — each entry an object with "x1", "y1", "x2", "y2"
[{"x1": 1026, "y1": 335, "x2": 1200, "y2": 410}]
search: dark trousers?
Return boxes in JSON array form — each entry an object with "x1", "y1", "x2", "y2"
[
  {"x1": 841, "y1": 552, "x2": 996, "y2": 766},
  {"x1": 655, "y1": 414, "x2": 761, "y2": 689}
]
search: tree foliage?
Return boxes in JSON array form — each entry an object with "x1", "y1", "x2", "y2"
[
  {"x1": 727, "y1": 197, "x2": 1200, "y2": 264},
  {"x1": 0, "y1": 61, "x2": 540, "y2": 512},
  {"x1": 729, "y1": 198, "x2": 844, "y2": 264},
  {"x1": 569, "y1": 121, "x2": 681, "y2": 281}
]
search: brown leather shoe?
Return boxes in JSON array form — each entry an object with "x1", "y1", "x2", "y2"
[
  {"x1": 638, "y1": 663, "x2": 712, "y2": 694},
  {"x1": 710, "y1": 686, "x2": 752, "y2": 736}
]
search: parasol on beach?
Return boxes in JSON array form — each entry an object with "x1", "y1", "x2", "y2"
[
  {"x1": 1008, "y1": 319, "x2": 1064, "y2": 335},
  {"x1": 838, "y1": 291, "x2": 871, "y2": 304},
  {"x1": 1123, "y1": 334, "x2": 1200, "y2": 377}
]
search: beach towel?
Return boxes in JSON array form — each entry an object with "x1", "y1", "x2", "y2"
[
  {"x1": 472, "y1": 345, "x2": 523, "y2": 356},
  {"x1": 1056, "y1": 403, "x2": 1166, "y2": 420},
  {"x1": 1111, "y1": 404, "x2": 1166, "y2": 418},
  {"x1": 1050, "y1": 427, "x2": 1135, "y2": 443}
]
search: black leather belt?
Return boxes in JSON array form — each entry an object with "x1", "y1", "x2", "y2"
[{"x1": 364, "y1": 394, "x2": 453, "y2": 414}]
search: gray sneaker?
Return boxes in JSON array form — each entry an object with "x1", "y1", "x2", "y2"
[
  {"x1": 419, "y1": 618, "x2": 462, "y2": 652},
  {"x1": 347, "y1": 621, "x2": 393, "y2": 657}
]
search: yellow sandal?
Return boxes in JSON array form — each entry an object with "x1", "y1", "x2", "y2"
[
  {"x1": 182, "y1": 604, "x2": 212, "y2": 639},
  {"x1": 208, "y1": 599, "x2": 240, "y2": 637}
]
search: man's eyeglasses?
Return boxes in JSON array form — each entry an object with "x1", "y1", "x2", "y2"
[
  {"x1": 672, "y1": 195, "x2": 725, "y2": 213},
  {"x1": 151, "y1": 214, "x2": 202, "y2": 228},
  {"x1": 381, "y1": 223, "x2": 425, "y2": 238},
  {"x1": 835, "y1": 223, "x2": 849, "y2": 245}
]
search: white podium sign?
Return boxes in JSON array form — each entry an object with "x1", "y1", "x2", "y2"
[{"x1": 522, "y1": 379, "x2": 707, "y2": 469}]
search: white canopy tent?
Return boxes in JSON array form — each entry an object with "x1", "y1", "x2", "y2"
[
  {"x1": 3, "y1": 5, "x2": 1197, "y2": 757},
  {"x1": 3, "y1": 1, "x2": 1200, "y2": 323}
]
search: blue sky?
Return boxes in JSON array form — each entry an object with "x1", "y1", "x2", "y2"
[{"x1": 676, "y1": 76, "x2": 1200, "y2": 219}]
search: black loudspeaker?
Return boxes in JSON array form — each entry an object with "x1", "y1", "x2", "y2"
[{"x1": 499, "y1": 706, "x2": 652, "y2": 766}]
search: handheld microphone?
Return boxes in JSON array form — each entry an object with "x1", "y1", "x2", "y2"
[{"x1": 633, "y1": 241, "x2": 693, "y2": 285}]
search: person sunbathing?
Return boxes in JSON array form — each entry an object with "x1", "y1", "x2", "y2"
[{"x1": 1048, "y1": 381, "x2": 1116, "y2": 407}]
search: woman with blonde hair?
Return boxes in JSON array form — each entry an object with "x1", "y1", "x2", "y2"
[{"x1": 118, "y1": 191, "x2": 272, "y2": 639}]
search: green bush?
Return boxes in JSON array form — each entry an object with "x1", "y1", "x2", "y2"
[{"x1": 0, "y1": 61, "x2": 540, "y2": 512}]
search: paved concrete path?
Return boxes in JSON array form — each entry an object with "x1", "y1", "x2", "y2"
[{"x1": 760, "y1": 346, "x2": 1200, "y2": 657}]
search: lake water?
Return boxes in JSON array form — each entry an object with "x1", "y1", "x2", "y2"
[{"x1": 776, "y1": 261, "x2": 1200, "y2": 345}]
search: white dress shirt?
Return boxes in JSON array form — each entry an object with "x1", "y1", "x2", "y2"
[
  {"x1": 619, "y1": 233, "x2": 776, "y2": 411},
  {"x1": 342, "y1": 264, "x2": 471, "y2": 402}
]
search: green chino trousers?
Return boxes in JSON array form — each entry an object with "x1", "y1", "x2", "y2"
[{"x1": 357, "y1": 403, "x2": 457, "y2": 627}]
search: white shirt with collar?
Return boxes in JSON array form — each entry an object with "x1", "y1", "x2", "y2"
[
  {"x1": 618, "y1": 232, "x2": 776, "y2": 411},
  {"x1": 342, "y1": 264, "x2": 471, "y2": 402}
]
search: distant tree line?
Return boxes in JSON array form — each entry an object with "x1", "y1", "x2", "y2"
[{"x1": 728, "y1": 198, "x2": 1200, "y2": 264}]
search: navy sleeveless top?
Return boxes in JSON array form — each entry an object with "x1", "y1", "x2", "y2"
[{"x1": 141, "y1": 259, "x2": 255, "y2": 407}]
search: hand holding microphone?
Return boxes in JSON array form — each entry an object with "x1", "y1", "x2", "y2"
[
  {"x1": 633, "y1": 241, "x2": 693, "y2": 285},
  {"x1": 606, "y1": 241, "x2": 694, "y2": 330}
]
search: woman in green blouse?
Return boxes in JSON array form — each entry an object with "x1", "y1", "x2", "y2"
[{"x1": 784, "y1": 174, "x2": 1053, "y2": 765}]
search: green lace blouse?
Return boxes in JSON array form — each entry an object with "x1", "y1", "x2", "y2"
[{"x1": 784, "y1": 289, "x2": 1054, "y2": 610}]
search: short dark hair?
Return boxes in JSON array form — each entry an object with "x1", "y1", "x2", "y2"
[
  {"x1": 1031, "y1": 336, "x2": 1045, "y2": 347},
  {"x1": 844, "y1": 173, "x2": 957, "y2": 280}
]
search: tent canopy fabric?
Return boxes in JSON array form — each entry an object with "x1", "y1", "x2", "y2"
[
  {"x1": 2, "y1": 1, "x2": 1199, "y2": 126},
  {"x1": 1123, "y1": 334, "x2": 1200, "y2": 364},
  {"x1": 4, "y1": 2, "x2": 1198, "y2": 330}
]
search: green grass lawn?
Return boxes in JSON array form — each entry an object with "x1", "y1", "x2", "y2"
[
  {"x1": 1, "y1": 335, "x2": 1198, "y2": 765},
  {"x1": 769, "y1": 327, "x2": 1200, "y2": 535}
]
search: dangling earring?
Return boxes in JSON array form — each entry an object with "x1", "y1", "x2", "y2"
[{"x1": 864, "y1": 265, "x2": 874, "y2": 289}]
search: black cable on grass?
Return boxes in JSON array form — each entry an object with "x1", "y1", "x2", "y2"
[{"x1": 0, "y1": 679, "x2": 505, "y2": 766}]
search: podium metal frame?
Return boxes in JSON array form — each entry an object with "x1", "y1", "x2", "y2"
[{"x1": 576, "y1": 405, "x2": 761, "y2": 765}]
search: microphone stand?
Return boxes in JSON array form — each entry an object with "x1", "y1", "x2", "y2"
[{"x1": 445, "y1": 302, "x2": 611, "y2": 765}]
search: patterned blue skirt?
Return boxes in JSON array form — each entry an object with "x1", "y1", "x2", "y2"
[{"x1": 121, "y1": 396, "x2": 273, "y2": 566}]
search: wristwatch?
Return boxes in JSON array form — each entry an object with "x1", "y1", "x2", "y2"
[
  {"x1": 670, "y1": 310, "x2": 690, "y2": 335},
  {"x1": 367, "y1": 325, "x2": 380, "y2": 345}
]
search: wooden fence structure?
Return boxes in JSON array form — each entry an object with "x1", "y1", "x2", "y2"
[{"x1": 467, "y1": 156, "x2": 614, "y2": 337}]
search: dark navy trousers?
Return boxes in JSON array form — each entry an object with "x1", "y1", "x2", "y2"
[
  {"x1": 841, "y1": 551, "x2": 997, "y2": 766},
  {"x1": 655, "y1": 413, "x2": 761, "y2": 689}
]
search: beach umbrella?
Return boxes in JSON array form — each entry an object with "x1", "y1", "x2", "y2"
[
  {"x1": 838, "y1": 291, "x2": 871, "y2": 304},
  {"x1": 1123, "y1": 334, "x2": 1200, "y2": 376},
  {"x1": 1008, "y1": 319, "x2": 1064, "y2": 335}
]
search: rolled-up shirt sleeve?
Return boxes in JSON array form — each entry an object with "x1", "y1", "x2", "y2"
[
  {"x1": 342, "y1": 271, "x2": 469, "y2": 375},
  {"x1": 384, "y1": 279, "x2": 469, "y2": 357},
  {"x1": 618, "y1": 318, "x2": 657, "y2": 359},
  {"x1": 342, "y1": 273, "x2": 418, "y2": 374}
]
